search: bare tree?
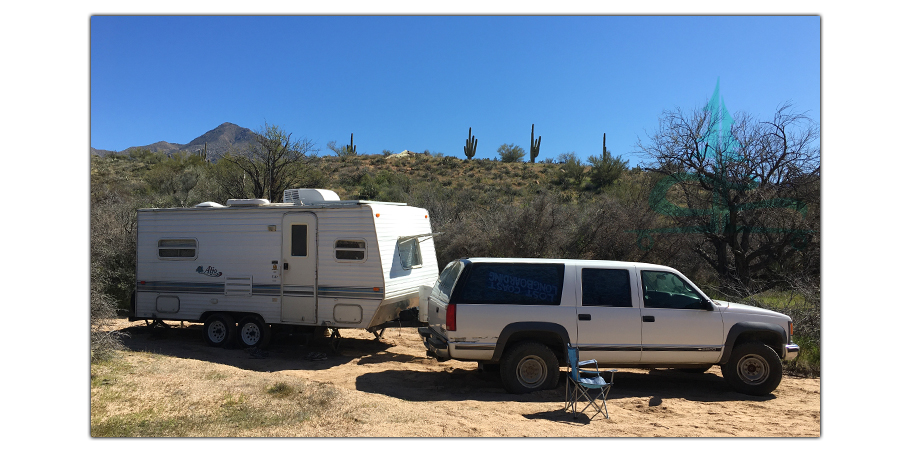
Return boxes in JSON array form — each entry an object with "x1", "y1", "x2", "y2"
[
  {"x1": 221, "y1": 123, "x2": 318, "y2": 202},
  {"x1": 637, "y1": 102, "x2": 820, "y2": 294}
]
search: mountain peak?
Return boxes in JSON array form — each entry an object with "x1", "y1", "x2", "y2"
[{"x1": 91, "y1": 123, "x2": 257, "y2": 158}]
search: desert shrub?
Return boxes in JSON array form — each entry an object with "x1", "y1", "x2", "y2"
[
  {"x1": 355, "y1": 173, "x2": 379, "y2": 200},
  {"x1": 698, "y1": 274, "x2": 821, "y2": 377},
  {"x1": 90, "y1": 188, "x2": 141, "y2": 360},
  {"x1": 555, "y1": 153, "x2": 587, "y2": 188},
  {"x1": 91, "y1": 263, "x2": 126, "y2": 362},
  {"x1": 497, "y1": 144, "x2": 526, "y2": 163},
  {"x1": 587, "y1": 149, "x2": 629, "y2": 189}
]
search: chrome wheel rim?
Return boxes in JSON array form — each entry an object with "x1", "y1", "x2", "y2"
[
  {"x1": 737, "y1": 354, "x2": 769, "y2": 385},
  {"x1": 516, "y1": 355, "x2": 548, "y2": 388}
]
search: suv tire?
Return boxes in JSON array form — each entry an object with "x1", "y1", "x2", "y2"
[
  {"x1": 723, "y1": 342, "x2": 783, "y2": 396},
  {"x1": 499, "y1": 341, "x2": 560, "y2": 394}
]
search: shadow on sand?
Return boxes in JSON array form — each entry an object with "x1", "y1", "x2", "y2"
[{"x1": 119, "y1": 320, "x2": 776, "y2": 409}]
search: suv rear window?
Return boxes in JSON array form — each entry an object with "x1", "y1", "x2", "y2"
[{"x1": 455, "y1": 263, "x2": 565, "y2": 305}]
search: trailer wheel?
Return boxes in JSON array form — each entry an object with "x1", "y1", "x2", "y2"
[
  {"x1": 238, "y1": 316, "x2": 272, "y2": 349},
  {"x1": 203, "y1": 314, "x2": 236, "y2": 347}
]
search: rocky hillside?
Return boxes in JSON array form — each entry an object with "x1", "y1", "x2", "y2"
[{"x1": 91, "y1": 122, "x2": 256, "y2": 159}]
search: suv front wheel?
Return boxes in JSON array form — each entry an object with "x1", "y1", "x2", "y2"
[
  {"x1": 723, "y1": 342, "x2": 783, "y2": 396},
  {"x1": 499, "y1": 341, "x2": 560, "y2": 394}
]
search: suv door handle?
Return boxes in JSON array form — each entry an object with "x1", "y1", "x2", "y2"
[
  {"x1": 642, "y1": 316, "x2": 655, "y2": 322},
  {"x1": 578, "y1": 314, "x2": 591, "y2": 321}
]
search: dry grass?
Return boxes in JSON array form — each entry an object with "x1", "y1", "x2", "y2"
[{"x1": 90, "y1": 351, "x2": 353, "y2": 437}]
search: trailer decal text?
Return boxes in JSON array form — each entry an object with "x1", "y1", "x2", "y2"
[{"x1": 196, "y1": 265, "x2": 223, "y2": 277}]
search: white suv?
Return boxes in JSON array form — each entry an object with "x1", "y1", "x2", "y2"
[{"x1": 418, "y1": 258, "x2": 799, "y2": 395}]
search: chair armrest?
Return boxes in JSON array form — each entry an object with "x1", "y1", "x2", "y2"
[{"x1": 603, "y1": 369, "x2": 618, "y2": 383}]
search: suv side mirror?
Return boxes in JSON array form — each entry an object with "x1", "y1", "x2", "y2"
[{"x1": 703, "y1": 299, "x2": 715, "y2": 311}]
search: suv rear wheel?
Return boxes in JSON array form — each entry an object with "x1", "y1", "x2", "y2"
[{"x1": 499, "y1": 341, "x2": 560, "y2": 394}]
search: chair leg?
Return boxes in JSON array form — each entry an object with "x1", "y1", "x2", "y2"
[
  {"x1": 596, "y1": 386, "x2": 610, "y2": 419},
  {"x1": 566, "y1": 377, "x2": 613, "y2": 420}
]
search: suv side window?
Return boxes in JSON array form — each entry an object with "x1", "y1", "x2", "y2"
[
  {"x1": 455, "y1": 263, "x2": 565, "y2": 305},
  {"x1": 640, "y1": 270, "x2": 705, "y2": 309},
  {"x1": 582, "y1": 268, "x2": 632, "y2": 307}
]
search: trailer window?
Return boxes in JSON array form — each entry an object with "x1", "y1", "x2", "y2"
[
  {"x1": 290, "y1": 224, "x2": 308, "y2": 257},
  {"x1": 335, "y1": 240, "x2": 366, "y2": 261},
  {"x1": 157, "y1": 239, "x2": 197, "y2": 259},
  {"x1": 398, "y1": 238, "x2": 422, "y2": 269}
]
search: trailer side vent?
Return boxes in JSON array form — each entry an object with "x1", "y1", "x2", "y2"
[{"x1": 225, "y1": 276, "x2": 253, "y2": 296}]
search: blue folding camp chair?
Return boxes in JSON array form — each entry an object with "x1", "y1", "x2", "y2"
[{"x1": 565, "y1": 344, "x2": 617, "y2": 420}]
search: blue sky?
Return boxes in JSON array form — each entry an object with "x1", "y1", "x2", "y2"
[{"x1": 90, "y1": 15, "x2": 820, "y2": 166}]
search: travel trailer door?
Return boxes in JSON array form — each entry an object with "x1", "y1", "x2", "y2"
[{"x1": 281, "y1": 212, "x2": 318, "y2": 324}]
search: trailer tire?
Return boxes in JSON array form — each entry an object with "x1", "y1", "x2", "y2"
[
  {"x1": 238, "y1": 316, "x2": 272, "y2": 349},
  {"x1": 203, "y1": 314, "x2": 236, "y2": 347}
]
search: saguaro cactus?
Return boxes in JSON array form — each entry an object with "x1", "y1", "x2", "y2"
[
  {"x1": 464, "y1": 127, "x2": 478, "y2": 159},
  {"x1": 530, "y1": 124, "x2": 542, "y2": 163},
  {"x1": 345, "y1": 133, "x2": 357, "y2": 156}
]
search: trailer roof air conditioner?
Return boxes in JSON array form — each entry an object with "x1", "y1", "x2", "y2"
[{"x1": 283, "y1": 189, "x2": 341, "y2": 204}]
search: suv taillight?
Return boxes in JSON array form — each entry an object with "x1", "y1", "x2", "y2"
[{"x1": 446, "y1": 303, "x2": 456, "y2": 331}]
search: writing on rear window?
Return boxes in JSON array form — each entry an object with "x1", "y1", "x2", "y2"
[
  {"x1": 487, "y1": 271, "x2": 558, "y2": 301},
  {"x1": 457, "y1": 263, "x2": 565, "y2": 305}
]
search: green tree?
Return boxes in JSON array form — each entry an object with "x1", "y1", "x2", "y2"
[
  {"x1": 220, "y1": 123, "x2": 318, "y2": 202},
  {"x1": 637, "y1": 102, "x2": 820, "y2": 294},
  {"x1": 143, "y1": 152, "x2": 206, "y2": 206},
  {"x1": 587, "y1": 149, "x2": 629, "y2": 189},
  {"x1": 497, "y1": 143, "x2": 526, "y2": 162}
]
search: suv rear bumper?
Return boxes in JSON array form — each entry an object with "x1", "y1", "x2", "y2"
[
  {"x1": 418, "y1": 327, "x2": 450, "y2": 361},
  {"x1": 784, "y1": 343, "x2": 800, "y2": 361}
]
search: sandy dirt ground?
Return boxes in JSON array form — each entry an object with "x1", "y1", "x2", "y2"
[{"x1": 102, "y1": 318, "x2": 820, "y2": 437}]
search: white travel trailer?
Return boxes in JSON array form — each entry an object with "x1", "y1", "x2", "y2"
[{"x1": 130, "y1": 189, "x2": 440, "y2": 348}]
